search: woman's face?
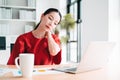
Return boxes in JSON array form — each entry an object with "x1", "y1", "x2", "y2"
[{"x1": 40, "y1": 12, "x2": 60, "y2": 32}]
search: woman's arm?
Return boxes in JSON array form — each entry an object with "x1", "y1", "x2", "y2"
[{"x1": 46, "y1": 31, "x2": 61, "y2": 56}]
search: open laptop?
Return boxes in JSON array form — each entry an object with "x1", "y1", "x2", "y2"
[{"x1": 53, "y1": 41, "x2": 116, "y2": 74}]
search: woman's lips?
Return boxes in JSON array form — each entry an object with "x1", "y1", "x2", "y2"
[
  {"x1": 46, "y1": 25, "x2": 49, "y2": 29},
  {"x1": 46, "y1": 25, "x2": 51, "y2": 30}
]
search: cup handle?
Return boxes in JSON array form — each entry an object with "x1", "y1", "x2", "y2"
[{"x1": 15, "y1": 57, "x2": 20, "y2": 70}]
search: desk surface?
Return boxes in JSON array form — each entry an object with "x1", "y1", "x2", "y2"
[{"x1": 0, "y1": 64, "x2": 120, "y2": 80}]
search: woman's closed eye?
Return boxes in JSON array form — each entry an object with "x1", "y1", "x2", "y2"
[
  {"x1": 48, "y1": 16, "x2": 58, "y2": 25},
  {"x1": 48, "y1": 16, "x2": 53, "y2": 21}
]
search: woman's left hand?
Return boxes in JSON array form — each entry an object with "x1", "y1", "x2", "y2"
[{"x1": 45, "y1": 31, "x2": 52, "y2": 38}]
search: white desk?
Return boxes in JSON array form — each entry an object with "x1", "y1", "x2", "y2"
[{"x1": 0, "y1": 64, "x2": 120, "y2": 80}]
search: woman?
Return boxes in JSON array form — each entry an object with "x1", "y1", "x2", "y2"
[{"x1": 7, "y1": 8, "x2": 62, "y2": 65}]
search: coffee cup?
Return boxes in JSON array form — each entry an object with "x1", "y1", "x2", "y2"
[{"x1": 15, "y1": 53, "x2": 34, "y2": 78}]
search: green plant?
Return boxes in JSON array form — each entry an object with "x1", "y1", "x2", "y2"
[
  {"x1": 60, "y1": 36, "x2": 69, "y2": 44},
  {"x1": 60, "y1": 13, "x2": 75, "y2": 43},
  {"x1": 60, "y1": 13, "x2": 75, "y2": 31}
]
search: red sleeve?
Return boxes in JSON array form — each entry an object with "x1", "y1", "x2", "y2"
[
  {"x1": 52, "y1": 34, "x2": 62, "y2": 64},
  {"x1": 7, "y1": 36, "x2": 25, "y2": 65},
  {"x1": 53, "y1": 50, "x2": 62, "y2": 64}
]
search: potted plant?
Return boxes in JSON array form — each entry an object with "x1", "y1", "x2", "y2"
[{"x1": 60, "y1": 13, "x2": 76, "y2": 43}]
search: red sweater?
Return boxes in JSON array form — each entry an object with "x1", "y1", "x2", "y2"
[{"x1": 7, "y1": 31, "x2": 62, "y2": 65}]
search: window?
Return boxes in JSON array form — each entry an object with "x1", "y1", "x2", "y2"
[{"x1": 67, "y1": 0, "x2": 81, "y2": 62}]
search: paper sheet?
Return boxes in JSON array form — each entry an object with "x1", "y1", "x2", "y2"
[
  {"x1": 0, "y1": 67, "x2": 14, "y2": 76},
  {"x1": 0, "y1": 67, "x2": 62, "y2": 77}
]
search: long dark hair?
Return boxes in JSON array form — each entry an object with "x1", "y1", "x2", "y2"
[{"x1": 34, "y1": 8, "x2": 62, "y2": 30}]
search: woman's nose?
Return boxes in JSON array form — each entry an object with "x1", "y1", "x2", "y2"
[{"x1": 49, "y1": 21, "x2": 54, "y2": 26}]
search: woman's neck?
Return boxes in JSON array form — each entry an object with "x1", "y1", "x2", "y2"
[{"x1": 32, "y1": 29, "x2": 46, "y2": 38}]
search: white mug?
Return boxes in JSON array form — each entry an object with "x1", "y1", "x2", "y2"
[{"x1": 15, "y1": 53, "x2": 34, "y2": 78}]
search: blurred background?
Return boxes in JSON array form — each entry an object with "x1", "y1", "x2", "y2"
[{"x1": 0, "y1": 0, "x2": 120, "y2": 66}]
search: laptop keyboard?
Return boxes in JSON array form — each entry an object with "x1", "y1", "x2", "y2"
[{"x1": 65, "y1": 67, "x2": 77, "y2": 71}]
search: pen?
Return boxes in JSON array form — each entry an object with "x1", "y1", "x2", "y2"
[{"x1": 33, "y1": 69, "x2": 46, "y2": 72}]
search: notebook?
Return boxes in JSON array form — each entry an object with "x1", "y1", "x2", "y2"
[{"x1": 53, "y1": 41, "x2": 116, "y2": 74}]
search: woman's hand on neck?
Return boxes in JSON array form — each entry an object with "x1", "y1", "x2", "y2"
[{"x1": 45, "y1": 31, "x2": 52, "y2": 38}]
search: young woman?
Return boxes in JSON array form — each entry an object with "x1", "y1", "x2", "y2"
[{"x1": 7, "y1": 8, "x2": 62, "y2": 65}]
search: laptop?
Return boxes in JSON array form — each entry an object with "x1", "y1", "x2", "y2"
[{"x1": 53, "y1": 41, "x2": 116, "y2": 74}]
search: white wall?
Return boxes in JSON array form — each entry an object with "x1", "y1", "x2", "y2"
[
  {"x1": 81, "y1": 0, "x2": 109, "y2": 54},
  {"x1": 81, "y1": 0, "x2": 120, "y2": 66},
  {"x1": 36, "y1": 0, "x2": 66, "y2": 23},
  {"x1": 108, "y1": 0, "x2": 120, "y2": 67}
]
